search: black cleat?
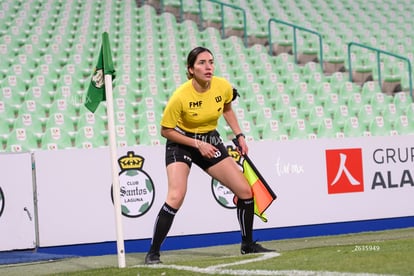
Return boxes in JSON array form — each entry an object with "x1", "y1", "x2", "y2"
[
  {"x1": 241, "y1": 241, "x2": 275, "y2": 254},
  {"x1": 145, "y1": 251, "x2": 162, "y2": 264}
]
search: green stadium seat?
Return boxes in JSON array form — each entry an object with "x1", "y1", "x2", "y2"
[
  {"x1": 322, "y1": 92, "x2": 345, "y2": 118},
  {"x1": 301, "y1": 61, "x2": 324, "y2": 77},
  {"x1": 116, "y1": 125, "x2": 140, "y2": 147},
  {"x1": 352, "y1": 52, "x2": 375, "y2": 77},
  {"x1": 113, "y1": 107, "x2": 129, "y2": 125},
  {"x1": 403, "y1": 101, "x2": 414, "y2": 124},
  {"x1": 2, "y1": 83, "x2": 25, "y2": 106},
  {"x1": 217, "y1": 118, "x2": 233, "y2": 142},
  {"x1": 289, "y1": 118, "x2": 316, "y2": 140},
  {"x1": 0, "y1": 100, "x2": 18, "y2": 130},
  {"x1": 317, "y1": 117, "x2": 344, "y2": 138},
  {"x1": 332, "y1": 104, "x2": 352, "y2": 129},
  {"x1": 306, "y1": 71, "x2": 326, "y2": 92},
  {"x1": 368, "y1": 92, "x2": 393, "y2": 114},
  {"x1": 12, "y1": 113, "x2": 45, "y2": 138},
  {"x1": 281, "y1": 105, "x2": 304, "y2": 130},
  {"x1": 328, "y1": 72, "x2": 347, "y2": 86},
  {"x1": 393, "y1": 115, "x2": 414, "y2": 135},
  {"x1": 6, "y1": 128, "x2": 41, "y2": 152},
  {"x1": 343, "y1": 116, "x2": 366, "y2": 138},
  {"x1": 382, "y1": 103, "x2": 404, "y2": 126},
  {"x1": 272, "y1": 81, "x2": 288, "y2": 96},
  {"x1": 239, "y1": 120, "x2": 260, "y2": 141},
  {"x1": 137, "y1": 123, "x2": 163, "y2": 145},
  {"x1": 346, "y1": 92, "x2": 365, "y2": 116},
  {"x1": 19, "y1": 99, "x2": 49, "y2": 121},
  {"x1": 11, "y1": 64, "x2": 32, "y2": 82},
  {"x1": 49, "y1": 98, "x2": 81, "y2": 120},
  {"x1": 400, "y1": 73, "x2": 413, "y2": 92},
  {"x1": 369, "y1": 116, "x2": 395, "y2": 137},
  {"x1": 297, "y1": 93, "x2": 320, "y2": 118},
  {"x1": 308, "y1": 105, "x2": 329, "y2": 130},
  {"x1": 114, "y1": 97, "x2": 136, "y2": 114},
  {"x1": 315, "y1": 82, "x2": 333, "y2": 104},
  {"x1": 234, "y1": 106, "x2": 249, "y2": 121},
  {"x1": 323, "y1": 43, "x2": 346, "y2": 66},
  {"x1": 357, "y1": 104, "x2": 378, "y2": 130},
  {"x1": 268, "y1": 92, "x2": 293, "y2": 120},
  {"x1": 143, "y1": 109, "x2": 162, "y2": 125},
  {"x1": 41, "y1": 127, "x2": 74, "y2": 150},
  {"x1": 56, "y1": 75, "x2": 85, "y2": 99},
  {"x1": 282, "y1": 73, "x2": 302, "y2": 97},
  {"x1": 181, "y1": 0, "x2": 200, "y2": 19},
  {"x1": 0, "y1": 128, "x2": 7, "y2": 151},
  {"x1": 261, "y1": 119, "x2": 289, "y2": 141},
  {"x1": 361, "y1": 81, "x2": 382, "y2": 98},
  {"x1": 76, "y1": 111, "x2": 108, "y2": 133},
  {"x1": 25, "y1": 85, "x2": 55, "y2": 107},
  {"x1": 253, "y1": 106, "x2": 273, "y2": 130},
  {"x1": 45, "y1": 112, "x2": 78, "y2": 134},
  {"x1": 14, "y1": 54, "x2": 38, "y2": 71},
  {"x1": 74, "y1": 125, "x2": 107, "y2": 149},
  {"x1": 223, "y1": 6, "x2": 244, "y2": 31},
  {"x1": 290, "y1": 81, "x2": 309, "y2": 104},
  {"x1": 337, "y1": 81, "x2": 361, "y2": 102},
  {"x1": 394, "y1": 91, "x2": 412, "y2": 110}
]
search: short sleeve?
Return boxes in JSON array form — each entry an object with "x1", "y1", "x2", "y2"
[
  {"x1": 223, "y1": 79, "x2": 234, "y2": 104},
  {"x1": 160, "y1": 92, "x2": 182, "y2": 129}
]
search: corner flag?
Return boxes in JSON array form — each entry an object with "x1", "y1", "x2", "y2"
[
  {"x1": 233, "y1": 139, "x2": 277, "y2": 222},
  {"x1": 84, "y1": 32, "x2": 125, "y2": 268},
  {"x1": 85, "y1": 32, "x2": 115, "y2": 113}
]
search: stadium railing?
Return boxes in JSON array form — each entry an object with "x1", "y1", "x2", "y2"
[
  {"x1": 267, "y1": 18, "x2": 324, "y2": 73},
  {"x1": 198, "y1": 0, "x2": 248, "y2": 47},
  {"x1": 347, "y1": 42, "x2": 413, "y2": 98}
]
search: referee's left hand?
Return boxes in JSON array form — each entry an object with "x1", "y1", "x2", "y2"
[{"x1": 237, "y1": 136, "x2": 248, "y2": 156}]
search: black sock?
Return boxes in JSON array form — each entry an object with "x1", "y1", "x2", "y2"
[
  {"x1": 148, "y1": 202, "x2": 178, "y2": 253},
  {"x1": 236, "y1": 197, "x2": 254, "y2": 243}
]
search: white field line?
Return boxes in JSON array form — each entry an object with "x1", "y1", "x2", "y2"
[
  {"x1": 206, "y1": 252, "x2": 280, "y2": 269},
  {"x1": 134, "y1": 252, "x2": 393, "y2": 276}
]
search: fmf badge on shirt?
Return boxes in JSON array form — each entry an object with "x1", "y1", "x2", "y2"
[{"x1": 111, "y1": 151, "x2": 155, "y2": 218}]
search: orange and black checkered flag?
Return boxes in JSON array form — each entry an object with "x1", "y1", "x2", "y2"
[{"x1": 233, "y1": 139, "x2": 277, "y2": 222}]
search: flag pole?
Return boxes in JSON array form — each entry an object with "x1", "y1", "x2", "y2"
[
  {"x1": 85, "y1": 31, "x2": 125, "y2": 267},
  {"x1": 104, "y1": 74, "x2": 126, "y2": 268}
]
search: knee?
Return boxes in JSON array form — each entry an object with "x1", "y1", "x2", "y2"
[
  {"x1": 238, "y1": 184, "x2": 253, "y2": 199},
  {"x1": 166, "y1": 191, "x2": 185, "y2": 209}
]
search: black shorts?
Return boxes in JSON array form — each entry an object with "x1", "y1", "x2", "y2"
[{"x1": 165, "y1": 129, "x2": 229, "y2": 170}]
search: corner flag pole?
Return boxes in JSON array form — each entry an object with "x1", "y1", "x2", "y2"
[
  {"x1": 105, "y1": 73, "x2": 126, "y2": 268},
  {"x1": 85, "y1": 32, "x2": 125, "y2": 268}
]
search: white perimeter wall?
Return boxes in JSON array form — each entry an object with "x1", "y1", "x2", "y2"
[
  {"x1": 1, "y1": 135, "x2": 414, "y2": 249},
  {"x1": 0, "y1": 152, "x2": 36, "y2": 251}
]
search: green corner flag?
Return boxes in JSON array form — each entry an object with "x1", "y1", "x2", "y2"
[{"x1": 85, "y1": 32, "x2": 115, "y2": 113}]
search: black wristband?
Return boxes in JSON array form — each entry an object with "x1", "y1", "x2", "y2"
[{"x1": 235, "y1": 133, "x2": 245, "y2": 140}]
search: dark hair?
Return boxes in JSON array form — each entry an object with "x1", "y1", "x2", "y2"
[{"x1": 186, "y1": 46, "x2": 213, "y2": 79}]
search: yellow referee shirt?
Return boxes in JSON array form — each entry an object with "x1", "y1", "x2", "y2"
[{"x1": 161, "y1": 76, "x2": 233, "y2": 133}]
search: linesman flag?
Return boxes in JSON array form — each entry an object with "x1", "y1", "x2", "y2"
[
  {"x1": 233, "y1": 139, "x2": 277, "y2": 222},
  {"x1": 85, "y1": 32, "x2": 115, "y2": 113}
]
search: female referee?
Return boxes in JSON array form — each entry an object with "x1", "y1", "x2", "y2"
[{"x1": 145, "y1": 46, "x2": 274, "y2": 264}]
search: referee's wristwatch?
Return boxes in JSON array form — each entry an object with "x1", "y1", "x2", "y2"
[{"x1": 235, "y1": 133, "x2": 245, "y2": 140}]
